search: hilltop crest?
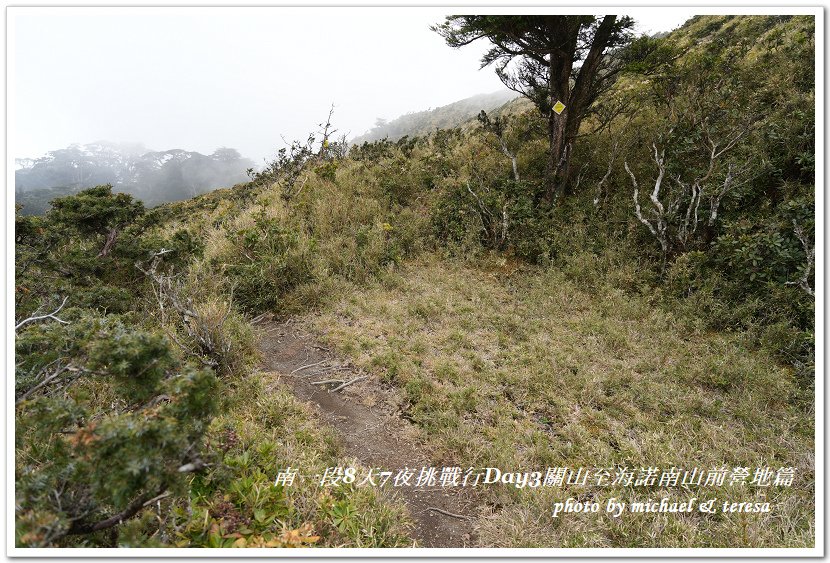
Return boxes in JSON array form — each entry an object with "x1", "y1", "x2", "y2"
[{"x1": 352, "y1": 90, "x2": 517, "y2": 144}]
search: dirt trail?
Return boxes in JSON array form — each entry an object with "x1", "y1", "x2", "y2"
[{"x1": 256, "y1": 319, "x2": 480, "y2": 548}]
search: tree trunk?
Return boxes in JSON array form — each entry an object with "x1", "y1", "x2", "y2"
[
  {"x1": 542, "y1": 15, "x2": 619, "y2": 204},
  {"x1": 545, "y1": 113, "x2": 569, "y2": 202},
  {"x1": 97, "y1": 227, "x2": 119, "y2": 258},
  {"x1": 544, "y1": 29, "x2": 576, "y2": 203}
]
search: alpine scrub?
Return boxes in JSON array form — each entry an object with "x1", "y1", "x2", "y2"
[{"x1": 14, "y1": 14, "x2": 815, "y2": 548}]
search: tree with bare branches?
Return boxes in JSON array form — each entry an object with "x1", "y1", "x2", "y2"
[{"x1": 622, "y1": 42, "x2": 764, "y2": 265}]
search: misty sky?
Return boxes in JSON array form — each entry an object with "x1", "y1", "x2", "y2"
[{"x1": 11, "y1": 8, "x2": 697, "y2": 166}]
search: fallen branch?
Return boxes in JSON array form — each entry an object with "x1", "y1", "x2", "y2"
[
  {"x1": 289, "y1": 360, "x2": 328, "y2": 375},
  {"x1": 177, "y1": 459, "x2": 208, "y2": 473},
  {"x1": 332, "y1": 376, "x2": 367, "y2": 392},
  {"x1": 309, "y1": 379, "x2": 345, "y2": 386},
  {"x1": 426, "y1": 507, "x2": 473, "y2": 521},
  {"x1": 15, "y1": 363, "x2": 73, "y2": 405},
  {"x1": 249, "y1": 313, "x2": 270, "y2": 324},
  {"x1": 65, "y1": 487, "x2": 164, "y2": 536},
  {"x1": 300, "y1": 367, "x2": 351, "y2": 378}
]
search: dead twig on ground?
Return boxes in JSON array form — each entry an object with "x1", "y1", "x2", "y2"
[
  {"x1": 301, "y1": 367, "x2": 350, "y2": 378},
  {"x1": 309, "y1": 379, "x2": 345, "y2": 386},
  {"x1": 332, "y1": 376, "x2": 367, "y2": 392},
  {"x1": 289, "y1": 359, "x2": 328, "y2": 375},
  {"x1": 426, "y1": 507, "x2": 473, "y2": 521},
  {"x1": 250, "y1": 313, "x2": 270, "y2": 324}
]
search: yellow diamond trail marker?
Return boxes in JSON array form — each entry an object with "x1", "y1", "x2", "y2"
[{"x1": 552, "y1": 100, "x2": 566, "y2": 115}]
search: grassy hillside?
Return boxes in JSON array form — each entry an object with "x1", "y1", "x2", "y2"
[
  {"x1": 351, "y1": 90, "x2": 517, "y2": 144},
  {"x1": 308, "y1": 254, "x2": 812, "y2": 547},
  {"x1": 15, "y1": 14, "x2": 814, "y2": 549}
]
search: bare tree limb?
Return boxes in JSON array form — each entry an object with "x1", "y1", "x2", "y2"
[
  {"x1": 15, "y1": 296, "x2": 70, "y2": 331},
  {"x1": 64, "y1": 487, "x2": 164, "y2": 536},
  {"x1": 594, "y1": 142, "x2": 617, "y2": 207},
  {"x1": 97, "y1": 228, "x2": 119, "y2": 258},
  {"x1": 787, "y1": 220, "x2": 815, "y2": 297},
  {"x1": 15, "y1": 363, "x2": 75, "y2": 405},
  {"x1": 142, "y1": 491, "x2": 172, "y2": 508}
]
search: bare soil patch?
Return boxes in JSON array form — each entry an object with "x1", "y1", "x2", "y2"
[{"x1": 256, "y1": 318, "x2": 481, "y2": 548}]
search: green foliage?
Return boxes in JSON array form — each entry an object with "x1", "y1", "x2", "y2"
[
  {"x1": 14, "y1": 14, "x2": 815, "y2": 549},
  {"x1": 86, "y1": 322, "x2": 173, "y2": 400},
  {"x1": 664, "y1": 194, "x2": 815, "y2": 381},
  {"x1": 567, "y1": 15, "x2": 815, "y2": 375},
  {"x1": 16, "y1": 186, "x2": 202, "y2": 319},
  {"x1": 16, "y1": 313, "x2": 218, "y2": 546},
  {"x1": 218, "y1": 213, "x2": 314, "y2": 313},
  {"x1": 349, "y1": 138, "x2": 397, "y2": 162},
  {"x1": 249, "y1": 133, "x2": 317, "y2": 196},
  {"x1": 204, "y1": 136, "x2": 436, "y2": 316},
  {"x1": 50, "y1": 185, "x2": 144, "y2": 236},
  {"x1": 620, "y1": 35, "x2": 680, "y2": 75},
  {"x1": 712, "y1": 202, "x2": 813, "y2": 289},
  {"x1": 15, "y1": 185, "x2": 228, "y2": 547},
  {"x1": 435, "y1": 15, "x2": 637, "y2": 198},
  {"x1": 158, "y1": 373, "x2": 411, "y2": 548},
  {"x1": 432, "y1": 177, "x2": 553, "y2": 260}
]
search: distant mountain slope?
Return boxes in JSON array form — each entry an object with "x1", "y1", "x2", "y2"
[
  {"x1": 15, "y1": 141, "x2": 254, "y2": 213},
  {"x1": 352, "y1": 90, "x2": 518, "y2": 144}
]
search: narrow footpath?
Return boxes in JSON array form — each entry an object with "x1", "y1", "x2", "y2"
[{"x1": 256, "y1": 318, "x2": 481, "y2": 548}]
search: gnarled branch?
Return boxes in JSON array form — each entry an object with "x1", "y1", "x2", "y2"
[{"x1": 15, "y1": 296, "x2": 70, "y2": 331}]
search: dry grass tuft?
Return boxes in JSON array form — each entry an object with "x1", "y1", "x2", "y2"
[{"x1": 307, "y1": 253, "x2": 814, "y2": 548}]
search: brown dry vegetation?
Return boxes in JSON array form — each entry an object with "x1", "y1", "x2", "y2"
[
  {"x1": 304, "y1": 254, "x2": 813, "y2": 547},
  {"x1": 16, "y1": 14, "x2": 814, "y2": 549}
]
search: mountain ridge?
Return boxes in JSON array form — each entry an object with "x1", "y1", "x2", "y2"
[
  {"x1": 351, "y1": 90, "x2": 518, "y2": 144},
  {"x1": 15, "y1": 141, "x2": 254, "y2": 213}
]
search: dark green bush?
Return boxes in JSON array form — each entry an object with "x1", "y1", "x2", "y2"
[
  {"x1": 15, "y1": 314, "x2": 218, "y2": 547},
  {"x1": 219, "y1": 214, "x2": 314, "y2": 313}
]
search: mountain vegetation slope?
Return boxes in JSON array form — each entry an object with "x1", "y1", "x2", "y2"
[
  {"x1": 351, "y1": 90, "x2": 517, "y2": 144},
  {"x1": 14, "y1": 14, "x2": 815, "y2": 549}
]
